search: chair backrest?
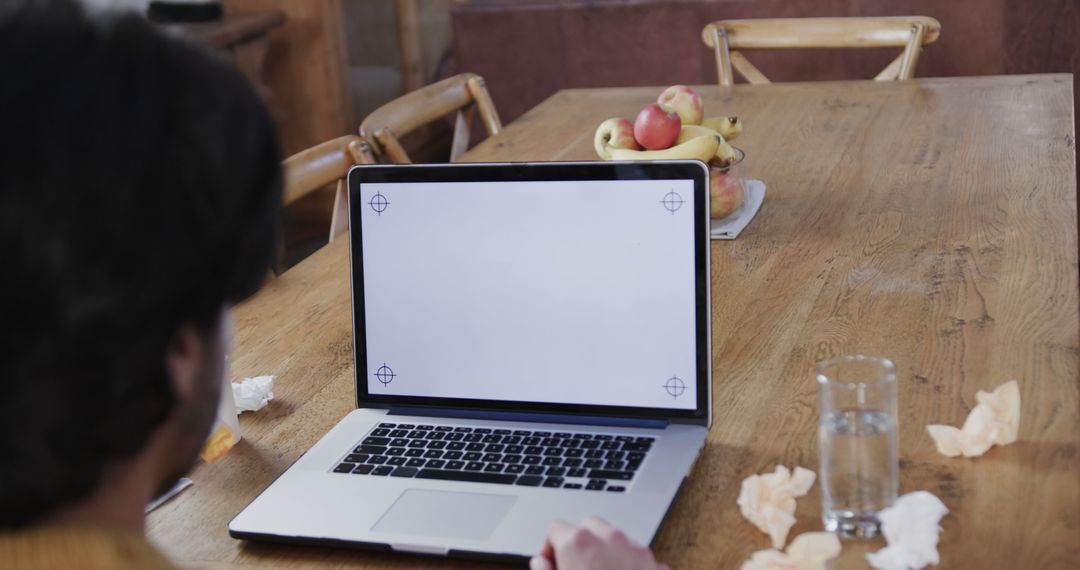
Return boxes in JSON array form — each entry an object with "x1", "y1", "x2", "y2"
[
  {"x1": 701, "y1": 17, "x2": 941, "y2": 87},
  {"x1": 282, "y1": 134, "x2": 376, "y2": 242},
  {"x1": 358, "y1": 72, "x2": 502, "y2": 163}
]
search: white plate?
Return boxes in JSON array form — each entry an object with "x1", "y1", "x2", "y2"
[{"x1": 710, "y1": 179, "x2": 765, "y2": 240}]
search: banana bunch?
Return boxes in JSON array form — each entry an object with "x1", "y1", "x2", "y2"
[{"x1": 592, "y1": 85, "x2": 744, "y2": 166}]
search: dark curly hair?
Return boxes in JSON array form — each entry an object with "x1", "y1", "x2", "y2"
[{"x1": 0, "y1": 0, "x2": 282, "y2": 528}]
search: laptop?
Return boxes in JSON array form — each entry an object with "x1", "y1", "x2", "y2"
[{"x1": 230, "y1": 161, "x2": 712, "y2": 562}]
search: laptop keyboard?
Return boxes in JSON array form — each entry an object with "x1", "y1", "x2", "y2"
[{"x1": 331, "y1": 422, "x2": 655, "y2": 492}]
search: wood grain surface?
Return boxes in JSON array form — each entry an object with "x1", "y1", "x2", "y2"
[{"x1": 147, "y1": 75, "x2": 1079, "y2": 569}]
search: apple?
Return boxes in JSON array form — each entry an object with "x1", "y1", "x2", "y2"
[
  {"x1": 593, "y1": 117, "x2": 641, "y2": 159},
  {"x1": 710, "y1": 167, "x2": 745, "y2": 219},
  {"x1": 657, "y1": 85, "x2": 704, "y2": 126},
  {"x1": 634, "y1": 103, "x2": 681, "y2": 150}
]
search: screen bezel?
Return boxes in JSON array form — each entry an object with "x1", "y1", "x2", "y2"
[{"x1": 347, "y1": 161, "x2": 710, "y2": 423}]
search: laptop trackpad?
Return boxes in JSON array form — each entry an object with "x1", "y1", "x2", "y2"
[{"x1": 372, "y1": 489, "x2": 517, "y2": 540}]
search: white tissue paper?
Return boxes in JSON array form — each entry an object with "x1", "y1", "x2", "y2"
[
  {"x1": 232, "y1": 375, "x2": 275, "y2": 413},
  {"x1": 926, "y1": 380, "x2": 1020, "y2": 457},
  {"x1": 866, "y1": 491, "x2": 949, "y2": 570},
  {"x1": 737, "y1": 465, "x2": 817, "y2": 549},
  {"x1": 740, "y1": 532, "x2": 841, "y2": 570}
]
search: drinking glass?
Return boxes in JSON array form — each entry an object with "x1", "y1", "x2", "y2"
[{"x1": 816, "y1": 355, "x2": 898, "y2": 538}]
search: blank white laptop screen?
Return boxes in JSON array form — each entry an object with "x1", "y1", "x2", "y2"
[{"x1": 356, "y1": 178, "x2": 698, "y2": 411}]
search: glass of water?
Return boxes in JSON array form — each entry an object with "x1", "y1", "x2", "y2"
[{"x1": 816, "y1": 355, "x2": 898, "y2": 539}]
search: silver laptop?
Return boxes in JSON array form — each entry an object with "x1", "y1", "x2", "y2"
[{"x1": 230, "y1": 161, "x2": 712, "y2": 562}]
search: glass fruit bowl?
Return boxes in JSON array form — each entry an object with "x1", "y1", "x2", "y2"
[{"x1": 709, "y1": 146, "x2": 747, "y2": 221}]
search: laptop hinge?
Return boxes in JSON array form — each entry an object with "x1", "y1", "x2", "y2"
[{"x1": 386, "y1": 406, "x2": 669, "y2": 430}]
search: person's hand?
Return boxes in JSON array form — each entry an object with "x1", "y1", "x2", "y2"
[{"x1": 529, "y1": 517, "x2": 670, "y2": 570}]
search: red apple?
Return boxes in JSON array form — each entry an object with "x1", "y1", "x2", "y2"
[
  {"x1": 710, "y1": 167, "x2": 745, "y2": 219},
  {"x1": 634, "y1": 103, "x2": 681, "y2": 150},
  {"x1": 593, "y1": 117, "x2": 641, "y2": 159},
  {"x1": 657, "y1": 85, "x2": 704, "y2": 126}
]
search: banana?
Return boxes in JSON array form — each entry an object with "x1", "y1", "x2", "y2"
[
  {"x1": 675, "y1": 125, "x2": 739, "y2": 167},
  {"x1": 608, "y1": 134, "x2": 720, "y2": 162},
  {"x1": 701, "y1": 116, "x2": 742, "y2": 140}
]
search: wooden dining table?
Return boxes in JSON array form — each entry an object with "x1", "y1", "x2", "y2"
[{"x1": 147, "y1": 74, "x2": 1079, "y2": 569}]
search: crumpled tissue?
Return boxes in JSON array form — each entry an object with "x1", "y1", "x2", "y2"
[
  {"x1": 232, "y1": 375, "x2": 275, "y2": 413},
  {"x1": 737, "y1": 465, "x2": 817, "y2": 549},
  {"x1": 866, "y1": 491, "x2": 949, "y2": 570},
  {"x1": 740, "y1": 532, "x2": 841, "y2": 570},
  {"x1": 926, "y1": 380, "x2": 1020, "y2": 457}
]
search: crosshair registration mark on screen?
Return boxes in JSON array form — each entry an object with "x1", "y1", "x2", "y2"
[
  {"x1": 369, "y1": 192, "x2": 390, "y2": 215},
  {"x1": 374, "y1": 363, "x2": 395, "y2": 386},
  {"x1": 663, "y1": 375, "x2": 686, "y2": 399},
  {"x1": 660, "y1": 190, "x2": 684, "y2": 214}
]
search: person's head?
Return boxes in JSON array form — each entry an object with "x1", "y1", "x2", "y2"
[{"x1": 0, "y1": 0, "x2": 282, "y2": 528}]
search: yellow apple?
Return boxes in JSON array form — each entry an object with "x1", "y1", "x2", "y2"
[{"x1": 710, "y1": 168, "x2": 745, "y2": 219}]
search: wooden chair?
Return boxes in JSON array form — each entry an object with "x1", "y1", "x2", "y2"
[
  {"x1": 282, "y1": 135, "x2": 376, "y2": 242},
  {"x1": 701, "y1": 17, "x2": 942, "y2": 87},
  {"x1": 358, "y1": 72, "x2": 502, "y2": 163}
]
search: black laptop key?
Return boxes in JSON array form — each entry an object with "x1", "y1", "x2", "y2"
[
  {"x1": 503, "y1": 454, "x2": 523, "y2": 464},
  {"x1": 463, "y1": 452, "x2": 482, "y2": 461},
  {"x1": 564, "y1": 483, "x2": 583, "y2": 489},
  {"x1": 354, "y1": 445, "x2": 387, "y2": 456},
  {"x1": 416, "y1": 469, "x2": 515, "y2": 485},
  {"x1": 615, "y1": 436, "x2": 634, "y2": 442},
  {"x1": 560, "y1": 439, "x2": 579, "y2": 448},
  {"x1": 627, "y1": 452, "x2": 646, "y2": 461},
  {"x1": 445, "y1": 460, "x2": 465, "y2": 470},
  {"x1": 482, "y1": 435, "x2": 503, "y2": 444},
  {"x1": 542, "y1": 477, "x2": 564, "y2": 488},
  {"x1": 546, "y1": 467, "x2": 566, "y2": 477},
  {"x1": 482, "y1": 453, "x2": 502, "y2": 462},
  {"x1": 505, "y1": 464, "x2": 525, "y2": 474},
  {"x1": 368, "y1": 455, "x2": 388, "y2": 464},
  {"x1": 345, "y1": 453, "x2": 369, "y2": 463},
  {"x1": 503, "y1": 436, "x2": 522, "y2": 445},
  {"x1": 427, "y1": 459, "x2": 446, "y2": 469},
  {"x1": 607, "y1": 486, "x2": 626, "y2": 492},
  {"x1": 485, "y1": 444, "x2": 505, "y2": 453},
  {"x1": 543, "y1": 448, "x2": 563, "y2": 457},
  {"x1": 522, "y1": 437, "x2": 542, "y2": 446},
  {"x1": 605, "y1": 460, "x2": 626, "y2": 470},
  {"x1": 387, "y1": 457, "x2": 406, "y2": 466},
  {"x1": 390, "y1": 466, "x2": 419, "y2": 478},
  {"x1": 463, "y1": 434, "x2": 483, "y2": 442},
  {"x1": 386, "y1": 447, "x2": 405, "y2": 456},
  {"x1": 444, "y1": 451, "x2": 463, "y2": 460},
  {"x1": 389, "y1": 430, "x2": 409, "y2": 438},
  {"x1": 627, "y1": 460, "x2": 643, "y2": 472},
  {"x1": 389, "y1": 438, "x2": 409, "y2": 447},
  {"x1": 465, "y1": 443, "x2": 485, "y2": 452},
  {"x1": 371, "y1": 428, "x2": 391, "y2": 436},
  {"x1": 586, "y1": 480, "x2": 606, "y2": 490},
  {"x1": 636, "y1": 436, "x2": 655, "y2": 443},
  {"x1": 584, "y1": 459, "x2": 604, "y2": 469},
  {"x1": 494, "y1": 429, "x2": 512, "y2": 435},
  {"x1": 533, "y1": 431, "x2": 551, "y2": 437},
  {"x1": 405, "y1": 458, "x2": 426, "y2": 468},
  {"x1": 513, "y1": 430, "x2": 532, "y2": 436},
  {"x1": 555, "y1": 432, "x2": 572, "y2": 438},
  {"x1": 580, "y1": 440, "x2": 601, "y2": 449},
  {"x1": 417, "y1": 425, "x2": 434, "y2": 430},
  {"x1": 516, "y1": 475, "x2": 543, "y2": 487},
  {"x1": 525, "y1": 446, "x2": 543, "y2": 455},
  {"x1": 436, "y1": 426, "x2": 454, "y2": 432},
  {"x1": 363, "y1": 437, "x2": 391, "y2": 446},
  {"x1": 567, "y1": 468, "x2": 588, "y2": 478},
  {"x1": 428, "y1": 441, "x2": 447, "y2": 450},
  {"x1": 522, "y1": 456, "x2": 541, "y2": 465},
  {"x1": 444, "y1": 432, "x2": 465, "y2": 441},
  {"x1": 473, "y1": 428, "x2": 493, "y2": 434},
  {"x1": 505, "y1": 445, "x2": 525, "y2": 454},
  {"x1": 379, "y1": 423, "x2": 397, "y2": 428},
  {"x1": 563, "y1": 448, "x2": 584, "y2": 458},
  {"x1": 334, "y1": 463, "x2": 356, "y2": 473},
  {"x1": 484, "y1": 463, "x2": 506, "y2": 473},
  {"x1": 372, "y1": 466, "x2": 394, "y2": 476},
  {"x1": 542, "y1": 457, "x2": 562, "y2": 466},
  {"x1": 352, "y1": 464, "x2": 374, "y2": 475},
  {"x1": 601, "y1": 442, "x2": 621, "y2": 450},
  {"x1": 404, "y1": 449, "x2": 424, "y2": 459},
  {"x1": 588, "y1": 469, "x2": 633, "y2": 481},
  {"x1": 465, "y1": 462, "x2": 484, "y2": 471},
  {"x1": 424, "y1": 450, "x2": 444, "y2": 459},
  {"x1": 622, "y1": 442, "x2": 652, "y2": 452},
  {"x1": 563, "y1": 458, "x2": 583, "y2": 468},
  {"x1": 453, "y1": 426, "x2": 473, "y2": 432},
  {"x1": 408, "y1": 440, "x2": 427, "y2": 448},
  {"x1": 606, "y1": 451, "x2": 626, "y2": 460},
  {"x1": 525, "y1": 466, "x2": 546, "y2": 475},
  {"x1": 425, "y1": 431, "x2": 445, "y2": 440},
  {"x1": 542, "y1": 438, "x2": 560, "y2": 447},
  {"x1": 573, "y1": 434, "x2": 592, "y2": 439},
  {"x1": 446, "y1": 442, "x2": 466, "y2": 451},
  {"x1": 584, "y1": 450, "x2": 605, "y2": 459},
  {"x1": 397, "y1": 424, "x2": 415, "y2": 430}
]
